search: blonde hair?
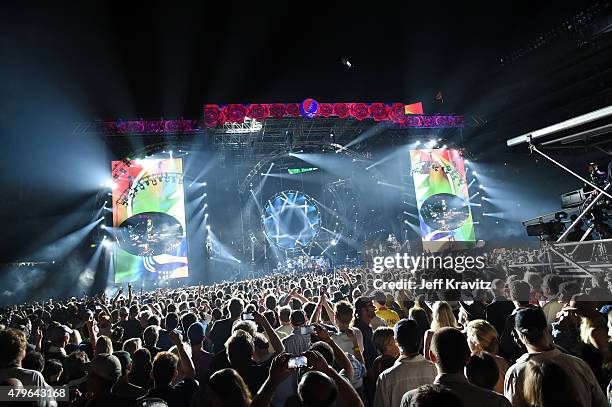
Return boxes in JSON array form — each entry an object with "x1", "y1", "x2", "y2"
[
  {"x1": 579, "y1": 313, "x2": 607, "y2": 347},
  {"x1": 430, "y1": 301, "x2": 459, "y2": 331},
  {"x1": 466, "y1": 319, "x2": 499, "y2": 354},
  {"x1": 372, "y1": 327, "x2": 394, "y2": 354}
]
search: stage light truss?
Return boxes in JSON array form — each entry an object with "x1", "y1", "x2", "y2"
[
  {"x1": 506, "y1": 105, "x2": 612, "y2": 147},
  {"x1": 223, "y1": 117, "x2": 263, "y2": 133}
]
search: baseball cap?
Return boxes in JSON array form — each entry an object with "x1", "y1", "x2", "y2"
[
  {"x1": 393, "y1": 318, "x2": 421, "y2": 346},
  {"x1": 290, "y1": 310, "x2": 306, "y2": 327},
  {"x1": 47, "y1": 323, "x2": 73, "y2": 342},
  {"x1": 514, "y1": 307, "x2": 547, "y2": 335},
  {"x1": 88, "y1": 353, "x2": 122, "y2": 383},
  {"x1": 354, "y1": 296, "x2": 374, "y2": 312},
  {"x1": 113, "y1": 351, "x2": 132, "y2": 373}
]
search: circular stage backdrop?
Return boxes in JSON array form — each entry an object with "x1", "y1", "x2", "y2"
[{"x1": 262, "y1": 190, "x2": 321, "y2": 250}]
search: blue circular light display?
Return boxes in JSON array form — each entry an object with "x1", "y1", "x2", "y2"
[{"x1": 262, "y1": 190, "x2": 320, "y2": 250}]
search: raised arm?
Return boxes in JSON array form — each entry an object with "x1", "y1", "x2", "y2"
[
  {"x1": 86, "y1": 317, "x2": 97, "y2": 349},
  {"x1": 321, "y1": 295, "x2": 335, "y2": 323},
  {"x1": 111, "y1": 287, "x2": 123, "y2": 307},
  {"x1": 291, "y1": 290, "x2": 309, "y2": 304},
  {"x1": 305, "y1": 350, "x2": 364, "y2": 407},
  {"x1": 250, "y1": 353, "x2": 293, "y2": 407},
  {"x1": 127, "y1": 284, "x2": 133, "y2": 306},
  {"x1": 34, "y1": 325, "x2": 43, "y2": 352},
  {"x1": 169, "y1": 330, "x2": 195, "y2": 379},
  {"x1": 98, "y1": 296, "x2": 112, "y2": 318},
  {"x1": 254, "y1": 311, "x2": 284, "y2": 354},
  {"x1": 310, "y1": 295, "x2": 324, "y2": 324},
  {"x1": 314, "y1": 324, "x2": 353, "y2": 379}
]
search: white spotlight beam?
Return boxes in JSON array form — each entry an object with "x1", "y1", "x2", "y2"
[
  {"x1": 250, "y1": 189, "x2": 264, "y2": 212},
  {"x1": 506, "y1": 105, "x2": 612, "y2": 147},
  {"x1": 365, "y1": 146, "x2": 409, "y2": 170},
  {"x1": 403, "y1": 220, "x2": 422, "y2": 235},
  {"x1": 341, "y1": 121, "x2": 387, "y2": 150},
  {"x1": 378, "y1": 181, "x2": 402, "y2": 189},
  {"x1": 34, "y1": 218, "x2": 104, "y2": 261}
]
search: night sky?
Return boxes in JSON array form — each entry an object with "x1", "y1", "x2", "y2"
[{"x1": 1, "y1": 2, "x2": 604, "y2": 118}]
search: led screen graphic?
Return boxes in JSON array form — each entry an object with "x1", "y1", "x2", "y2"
[
  {"x1": 262, "y1": 190, "x2": 320, "y2": 251},
  {"x1": 111, "y1": 158, "x2": 188, "y2": 283},
  {"x1": 410, "y1": 149, "x2": 475, "y2": 249}
]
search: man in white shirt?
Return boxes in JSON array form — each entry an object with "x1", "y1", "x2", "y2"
[
  {"x1": 374, "y1": 319, "x2": 437, "y2": 407},
  {"x1": 505, "y1": 307, "x2": 607, "y2": 407},
  {"x1": 0, "y1": 328, "x2": 56, "y2": 407},
  {"x1": 403, "y1": 327, "x2": 510, "y2": 407},
  {"x1": 276, "y1": 306, "x2": 293, "y2": 337}
]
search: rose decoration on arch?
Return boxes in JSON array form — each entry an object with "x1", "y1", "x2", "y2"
[
  {"x1": 144, "y1": 120, "x2": 163, "y2": 133},
  {"x1": 204, "y1": 105, "x2": 224, "y2": 128},
  {"x1": 351, "y1": 103, "x2": 369, "y2": 120},
  {"x1": 286, "y1": 103, "x2": 301, "y2": 117},
  {"x1": 389, "y1": 103, "x2": 407, "y2": 123},
  {"x1": 178, "y1": 120, "x2": 195, "y2": 132},
  {"x1": 127, "y1": 120, "x2": 145, "y2": 133},
  {"x1": 269, "y1": 104, "x2": 287, "y2": 119},
  {"x1": 422, "y1": 116, "x2": 435, "y2": 127},
  {"x1": 319, "y1": 103, "x2": 334, "y2": 117},
  {"x1": 248, "y1": 104, "x2": 270, "y2": 121},
  {"x1": 224, "y1": 104, "x2": 248, "y2": 123},
  {"x1": 164, "y1": 120, "x2": 179, "y2": 132},
  {"x1": 333, "y1": 103, "x2": 350, "y2": 119},
  {"x1": 369, "y1": 103, "x2": 390, "y2": 121},
  {"x1": 404, "y1": 115, "x2": 421, "y2": 127}
]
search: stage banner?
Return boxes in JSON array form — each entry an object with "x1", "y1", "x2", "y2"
[
  {"x1": 410, "y1": 149, "x2": 475, "y2": 251},
  {"x1": 111, "y1": 158, "x2": 188, "y2": 283}
]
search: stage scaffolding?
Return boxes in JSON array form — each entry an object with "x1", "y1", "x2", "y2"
[{"x1": 507, "y1": 105, "x2": 612, "y2": 279}]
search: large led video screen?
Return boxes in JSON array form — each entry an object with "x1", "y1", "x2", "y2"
[
  {"x1": 111, "y1": 158, "x2": 188, "y2": 283},
  {"x1": 410, "y1": 149, "x2": 475, "y2": 250}
]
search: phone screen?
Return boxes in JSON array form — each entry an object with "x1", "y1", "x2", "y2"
[
  {"x1": 288, "y1": 356, "x2": 308, "y2": 369},
  {"x1": 242, "y1": 313, "x2": 254, "y2": 320},
  {"x1": 300, "y1": 325, "x2": 315, "y2": 335}
]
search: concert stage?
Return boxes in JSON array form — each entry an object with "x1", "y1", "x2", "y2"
[{"x1": 82, "y1": 101, "x2": 487, "y2": 285}]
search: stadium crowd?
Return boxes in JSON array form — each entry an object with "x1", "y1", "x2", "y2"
[{"x1": 0, "y1": 266, "x2": 611, "y2": 407}]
